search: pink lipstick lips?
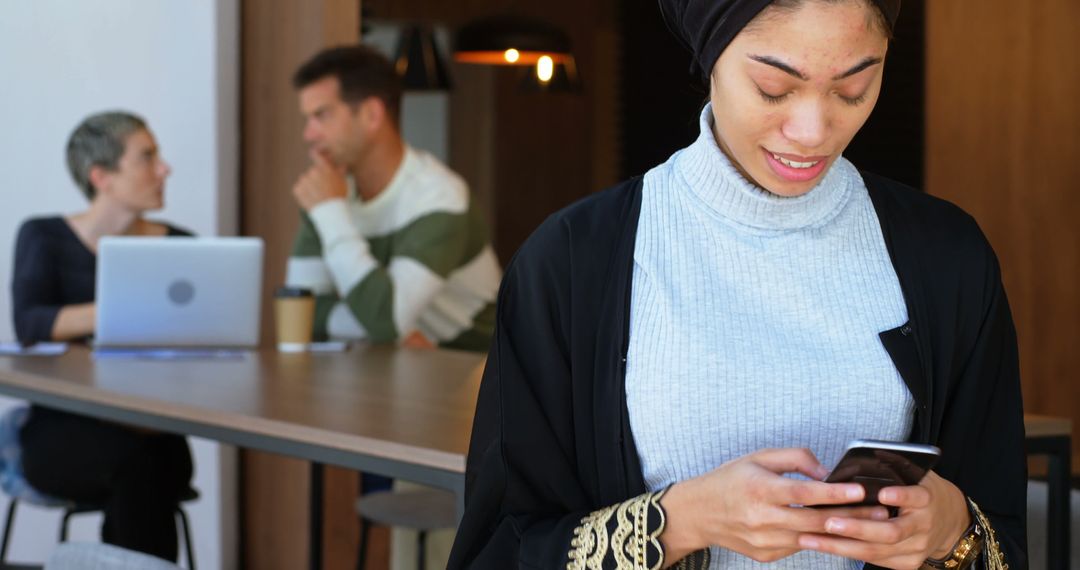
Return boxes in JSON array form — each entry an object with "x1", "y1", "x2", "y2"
[{"x1": 763, "y1": 148, "x2": 828, "y2": 183}]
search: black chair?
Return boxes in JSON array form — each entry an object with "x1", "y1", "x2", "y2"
[{"x1": 0, "y1": 487, "x2": 199, "y2": 570}]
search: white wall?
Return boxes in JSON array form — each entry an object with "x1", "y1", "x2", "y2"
[{"x1": 0, "y1": 1, "x2": 238, "y2": 568}]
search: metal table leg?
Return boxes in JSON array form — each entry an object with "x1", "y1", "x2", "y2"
[
  {"x1": 310, "y1": 462, "x2": 324, "y2": 570},
  {"x1": 1026, "y1": 435, "x2": 1071, "y2": 570}
]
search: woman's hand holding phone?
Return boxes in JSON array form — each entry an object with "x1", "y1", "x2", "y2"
[
  {"x1": 795, "y1": 441, "x2": 971, "y2": 568},
  {"x1": 797, "y1": 469, "x2": 972, "y2": 568},
  {"x1": 658, "y1": 448, "x2": 892, "y2": 566}
]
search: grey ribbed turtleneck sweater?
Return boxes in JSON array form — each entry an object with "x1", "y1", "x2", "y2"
[{"x1": 625, "y1": 105, "x2": 914, "y2": 569}]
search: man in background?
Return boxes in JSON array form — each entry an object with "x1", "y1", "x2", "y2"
[{"x1": 287, "y1": 44, "x2": 501, "y2": 352}]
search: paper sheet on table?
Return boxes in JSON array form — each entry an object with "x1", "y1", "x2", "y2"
[
  {"x1": 0, "y1": 342, "x2": 69, "y2": 356},
  {"x1": 92, "y1": 348, "x2": 249, "y2": 360}
]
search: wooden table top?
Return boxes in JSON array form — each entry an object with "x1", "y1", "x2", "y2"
[
  {"x1": 0, "y1": 346, "x2": 1067, "y2": 475},
  {"x1": 0, "y1": 345, "x2": 486, "y2": 475}
]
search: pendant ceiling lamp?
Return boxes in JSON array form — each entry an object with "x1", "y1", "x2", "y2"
[
  {"x1": 454, "y1": 15, "x2": 572, "y2": 66},
  {"x1": 519, "y1": 56, "x2": 581, "y2": 93},
  {"x1": 394, "y1": 24, "x2": 453, "y2": 91}
]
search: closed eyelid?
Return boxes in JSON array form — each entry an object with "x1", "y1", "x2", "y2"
[
  {"x1": 838, "y1": 88, "x2": 870, "y2": 99},
  {"x1": 835, "y1": 76, "x2": 875, "y2": 99},
  {"x1": 750, "y1": 75, "x2": 793, "y2": 92},
  {"x1": 755, "y1": 84, "x2": 785, "y2": 96}
]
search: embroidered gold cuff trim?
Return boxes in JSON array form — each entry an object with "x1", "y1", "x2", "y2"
[
  {"x1": 567, "y1": 487, "x2": 669, "y2": 570},
  {"x1": 969, "y1": 498, "x2": 1009, "y2": 570}
]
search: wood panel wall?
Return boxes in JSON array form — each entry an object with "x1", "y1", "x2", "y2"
[
  {"x1": 926, "y1": 1, "x2": 1080, "y2": 468},
  {"x1": 240, "y1": 1, "x2": 363, "y2": 568}
]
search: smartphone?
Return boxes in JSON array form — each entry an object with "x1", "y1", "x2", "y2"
[{"x1": 820, "y1": 439, "x2": 941, "y2": 507}]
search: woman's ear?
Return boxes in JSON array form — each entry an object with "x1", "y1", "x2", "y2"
[{"x1": 87, "y1": 165, "x2": 111, "y2": 196}]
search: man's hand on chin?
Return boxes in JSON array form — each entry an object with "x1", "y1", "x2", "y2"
[{"x1": 292, "y1": 149, "x2": 348, "y2": 211}]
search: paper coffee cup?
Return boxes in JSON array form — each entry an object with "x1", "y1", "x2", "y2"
[{"x1": 274, "y1": 287, "x2": 314, "y2": 352}]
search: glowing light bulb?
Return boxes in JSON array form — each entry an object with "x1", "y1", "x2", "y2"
[
  {"x1": 537, "y1": 55, "x2": 554, "y2": 82},
  {"x1": 504, "y1": 49, "x2": 520, "y2": 63}
]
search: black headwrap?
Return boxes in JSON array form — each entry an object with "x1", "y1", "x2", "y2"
[{"x1": 659, "y1": 0, "x2": 901, "y2": 81}]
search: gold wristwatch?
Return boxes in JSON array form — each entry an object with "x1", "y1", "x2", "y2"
[{"x1": 920, "y1": 519, "x2": 984, "y2": 570}]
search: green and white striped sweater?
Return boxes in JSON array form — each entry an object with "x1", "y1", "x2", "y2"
[{"x1": 286, "y1": 145, "x2": 501, "y2": 352}]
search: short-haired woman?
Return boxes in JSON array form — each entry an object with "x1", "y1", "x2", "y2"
[{"x1": 11, "y1": 111, "x2": 194, "y2": 563}]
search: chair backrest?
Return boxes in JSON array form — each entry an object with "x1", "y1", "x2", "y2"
[
  {"x1": 0, "y1": 405, "x2": 70, "y2": 507},
  {"x1": 0, "y1": 405, "x2": 28, "y2": 469},
  {"x1": 45, "y1": 542, "x2": 183, "y2": 570}
]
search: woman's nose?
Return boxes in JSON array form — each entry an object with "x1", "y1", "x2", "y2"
[{"x1": 781, "y1": 100, "x2": 830, "y2": 150}]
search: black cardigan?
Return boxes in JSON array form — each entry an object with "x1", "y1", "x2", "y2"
[
  {"x1": 448, "y1": 174, "x2": 1027, "y2": 569},
  {"x1": 11, "y1": 216, "x2": 191, "y2": 344}
]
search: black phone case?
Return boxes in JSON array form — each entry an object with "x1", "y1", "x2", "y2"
[{"x1": 822, "y1": 447, "x2": 939, "y2": 507}]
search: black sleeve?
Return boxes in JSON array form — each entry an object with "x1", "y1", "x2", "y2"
[
  {"x1": 11, "y1": 221, "x2": 62, "y2": 343},
  {"x1": 865, "y1": 177, "x2": 1028, "y2": 569},
  {"x1": 448, "y1": 215, "x2": 597, "y2": 569},
  {"x1": 165, "y1": 223, "x2": 195, "y2": 237},
  {"x1": 448, "y1": 212, "x2": 707, "y2": 570},
  {"x1": 938, "y1": 233, "x2": 1028, "y2": 569}
]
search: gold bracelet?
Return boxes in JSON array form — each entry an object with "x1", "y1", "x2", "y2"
[{"x1": 920, "y1": 520, "x2": 983, "y2": 569}]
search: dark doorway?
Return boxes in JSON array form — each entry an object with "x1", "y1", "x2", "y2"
[
  {"x1": 845, "y1": 0, "x2": 925, "y2": 188},
  {"x1": 618, "y1": 0, "x2": 704, "y2": 179}
]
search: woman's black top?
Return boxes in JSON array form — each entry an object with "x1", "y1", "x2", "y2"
[
  {"x1": 447, "y1": 173, "x2": 1027, "y2": 569},
  {"x1": 11, "y1": 216, "x2": 191, "y2": 344}
]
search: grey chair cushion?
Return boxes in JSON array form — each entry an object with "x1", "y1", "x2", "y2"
[
  {"x1": 355, "y1": 489, "x2": 457, "y2": 530},
  {"x1": 44, "y1": 542, "x2": 182, "y2": 570}
]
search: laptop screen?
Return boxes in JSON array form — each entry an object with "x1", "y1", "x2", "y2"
[{"x1": 95, "y1": 237, "x2": 263, "y2": 348}]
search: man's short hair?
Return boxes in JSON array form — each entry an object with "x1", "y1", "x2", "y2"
[
  {"x1": 66, "y1": 111, "x2": 148, "y2": 201},
  {"x1": 292, "y1": 44, "x2": 403, "y2": 124}
]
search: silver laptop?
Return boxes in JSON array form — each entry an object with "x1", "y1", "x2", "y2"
[{"x1": 95, "y1": 237, "x2": 264, "y2": 348}]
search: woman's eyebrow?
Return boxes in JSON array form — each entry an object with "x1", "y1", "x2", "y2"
[
  {"x1": 833, "y1": 56, "x2": 883, "y2": 80},
  {"x1": 749, "y1": 54, "x2": 807, "y2": 80},
  {"x1": 747, "y1": 54, "x2": 883, "y2": 81}
]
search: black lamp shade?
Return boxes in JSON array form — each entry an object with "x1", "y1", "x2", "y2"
[
  {"x1": 394, "y1": 25, "x2": 453, "y2": 91},
  {"x1": 455, "y1": 15, "x2": 572, "y2": 65}
]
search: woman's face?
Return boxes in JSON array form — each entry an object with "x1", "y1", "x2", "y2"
[
  {"x1": 709, "y1": 1, "x2": 889, "y2": 197},
  {"x1": 95, "y1": 128, "x2": 171, "y2": 212}
]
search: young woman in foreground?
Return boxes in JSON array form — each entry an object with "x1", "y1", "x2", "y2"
[{"x1": 449, "y1": 1, "x2": 1025, "y2": 568}]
